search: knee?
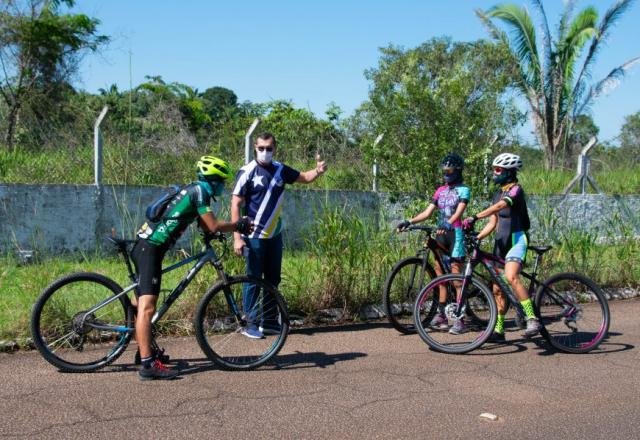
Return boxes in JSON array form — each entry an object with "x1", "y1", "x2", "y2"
[
  {"x1": 137, "y1": 298, "x2": 157, "y2": 318},
  {"x1": 504, "y1": 272, "x2": 520, "y2": 286}
]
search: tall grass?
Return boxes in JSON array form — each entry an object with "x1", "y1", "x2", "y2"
[
  {"x1": 2, "y1": 143, "x2": 638, "y2": 194},
  {"x1": 2, "y1": 209, "x2": 638, "y2": 343},
  {"x1": 520, "y1": 165, "x2": 640, "y2": 195}
]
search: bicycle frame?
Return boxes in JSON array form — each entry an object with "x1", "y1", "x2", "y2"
[
  {"x1": 82, "y1": 236, "x2": 232, "y2": 334},
  {"x1": 407, "y1": 225, "x2": 452, "y2": 273},
  {"x1": 456, "y1": 235, "x2": 544, "y2": 317}
]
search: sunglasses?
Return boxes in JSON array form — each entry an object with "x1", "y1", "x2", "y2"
[
  {"x1": 256, "y1": 146, "x2": 274, "y2": 152},
  {"x1": 493, "y1": 166, "x2": 504, "y2": 173}
]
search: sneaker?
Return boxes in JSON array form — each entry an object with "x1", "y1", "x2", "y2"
[
  {"x1": 259, "y1": 324, "x2": 282, "y2": 336},
  {"x1": 449, "y1": 318, "x2": 466, "y2": 335},
  {"x1": 429, "y1": 313, "x2": 449, "y2": 330},
  {"x1": 241, "y1": 326, "x2": 264, "y2": 339},
  {"x1": 524, "y1": 317, "x2": 541, "y2": 337},
  {"x1": 138, "y1": 359, "x2": 179, "y2": 381},
  {"x1": 134, "y1": 347, "x2": 170, "y2": 365},
  {"x1": 488, "y1": 331, "x2": 506, "y2": 343}
]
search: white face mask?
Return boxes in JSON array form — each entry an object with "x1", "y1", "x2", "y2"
[{"x1": 256, "y1": 149, "x2": 273, "y2": 164}]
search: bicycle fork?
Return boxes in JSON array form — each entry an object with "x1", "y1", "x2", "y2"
[{"x1": 449, "y1": 259, "x2": 476, "y2": 319}]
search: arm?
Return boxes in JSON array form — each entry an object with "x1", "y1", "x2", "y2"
[
  {"x1": 464, "y1": 196, "x2": 507, "y2": 236},
  {"x1": 231, "y1": 195, "x2": 245, "y2": 256},
  {"x1": 296, "y1": 154, "x2": 327, "y2": 184},
  {"x1": 447, "y1": 201, "x2": 467, "y2": 225},
  {"x1": 409, "y1": 203, "x2": 437, "y2": 224},
  {"x1": 474, "y1": 199, "x2": 509, "y2": 220},
  {"x1": 198, "y1": 212, "x2": 236, "y2": 234},
  {"x1": 477, "y1": 213, "x2": 498, "y2": 240}
]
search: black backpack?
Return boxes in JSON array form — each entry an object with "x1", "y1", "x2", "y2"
[{"x1": 145, "y1": 184, "x2": 182, "y2": 223}]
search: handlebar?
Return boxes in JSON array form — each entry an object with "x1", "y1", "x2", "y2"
[{"x1": 398, "y1": 225, "x2": 436, "y2": 234}]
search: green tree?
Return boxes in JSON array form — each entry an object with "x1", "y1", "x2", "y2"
[
  {"x1": 477, "y1": 0, "x2": 639, "y2": 169},
  {"x1": 362, "y1": 37, "x2": 522, "y2": 196},
  {"x1": 260, "y1": 100, "x2": 342, "y2": 163},
  {"x1": 565, "y1": 114, "x2": 599, "y2": 167},
  {"x1": 200, "y1": 86, "x2": 238, "y2": 122},
  {"x1": 619, "y1": 110, "x2": 640, "y2": 165},
  {"x1": 0, "y1": 0, "x2": 108, "y2": 150}
]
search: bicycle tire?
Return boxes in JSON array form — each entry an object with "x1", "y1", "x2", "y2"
[
  {"x1": 535, "y1": 272, "x2": 610, "y2": 353},
  {"x1": 382, "y1": 256, "x2": 437, "y2": 334},
  {"x1": 413, "y1": 274, "x2": 497, "y2": 354},
  {"x1": 30, "y1": 272, "x2": 134, "y2": 372},
  {"x1": 194, "y1": 275, "x2": 289, "y2": 370}
]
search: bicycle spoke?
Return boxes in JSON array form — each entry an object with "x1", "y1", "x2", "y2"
[
  {"x1": 414, "y1": 274, "x2": 496, "y2": 354},
  {"x1": 536, "y1": 273, "x2": 610, "y2": 353},
  {"x1": 195, "y1": 276, "x2": 289, "y2": 370},
  {"x1": 31, "y1": 273, "x2": 133, "y2": 372},
  {"x1": 383, "y1": 257, "x2": 436, "y2": 334}
]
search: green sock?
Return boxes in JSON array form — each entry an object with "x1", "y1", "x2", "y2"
[
  {"x1": 494, "y1": 314, "x2": 505, "y2": 334},
  {"x1": 520, "y1": 298, "x2": 536, "y2": 319}
]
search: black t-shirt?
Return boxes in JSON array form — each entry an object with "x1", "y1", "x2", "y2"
[{"x1": 491, "y1": 182, "x2": 530, "y2": 242}]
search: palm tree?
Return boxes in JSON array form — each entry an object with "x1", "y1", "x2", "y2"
[{"x1": 477, "y1": 0, "x2": 640, "y2": 169}]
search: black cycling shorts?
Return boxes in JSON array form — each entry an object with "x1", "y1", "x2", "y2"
[
  {"x1": 435, "y1": 229, "x2": 464, "y2": 261},
  {"x1": 131, "y1": 239, "x2": 167, "y2": 296}
]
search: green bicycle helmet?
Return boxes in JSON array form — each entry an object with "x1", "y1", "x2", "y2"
[{"x1": 197, "y1": 156, "x2": 232, "y2": 182}]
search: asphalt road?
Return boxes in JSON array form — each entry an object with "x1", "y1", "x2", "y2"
[{"x1": 2, "y1": 298, "x2": 639, "y2": 439}]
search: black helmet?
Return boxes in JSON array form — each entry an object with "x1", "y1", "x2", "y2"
[
  {"x1": 440, "y1": 153, "x2": 464, "y2": 170},
  {"x1": 440, "y1": 152, "x2": 464, "y2": 184}
]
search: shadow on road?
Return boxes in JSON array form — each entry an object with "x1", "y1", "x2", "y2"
[
  {"x1": 271, "y1": 350, "x2": 367, "y2": 370},
  {"x1": 120, "y1": 350, "x2": 369, "y2": 377}
]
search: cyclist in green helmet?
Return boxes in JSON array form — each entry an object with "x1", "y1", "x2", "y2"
[{"x1": 132, "y1": 155, "x2": 253, "y2": 380}]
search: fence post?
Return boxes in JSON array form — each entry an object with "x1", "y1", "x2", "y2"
[
  {"x1": 94, "y1": 106, "x2": 109, "y2": 186},
  {"x1": 245, "y1": 118, "x2": 261, "y2": 165},
  {"x1": 563, "y1": 136, "x2": 601, "y2": 195},
  {"x1": 372, "y1": 134, "x2": 384, "y2": 192}
]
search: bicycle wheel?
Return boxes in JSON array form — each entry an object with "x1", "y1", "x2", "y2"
[
  {"x1": 535, "y1": 272, "x2": 610, "y2": 353},
  {"x1": 194, "y1": 275, "x2": 289, "y2": 370},
  {"x1": 382, "y1": 257, "x2": 437, "y2": 334},
  {"x1": 414, "y1": 274, "x2": 496, "y2": 354},
  {"x1": 30, "y1": 272, "x2": 134, "y2": 372}
]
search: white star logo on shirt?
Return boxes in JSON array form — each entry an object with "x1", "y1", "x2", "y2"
[{"x1": 252, "y1": 175, "x2": 265, "y2": 187}]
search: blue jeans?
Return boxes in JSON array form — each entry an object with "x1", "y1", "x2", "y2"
[{"x1": 242, "y1": 233, "x2": 283, "y2": 328}]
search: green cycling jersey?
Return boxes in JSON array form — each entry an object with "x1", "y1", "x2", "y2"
[{"x1": 137, "y1": 181, "x2": 213, "y2": 247}]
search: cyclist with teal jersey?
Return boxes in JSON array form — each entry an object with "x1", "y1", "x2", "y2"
[
  {"x1": 397, "y1": 153, "x2": 470, "y2": 332},
  {"x1": 463, "y1": 152, "x2": 540, "y2": 342},
  {"x1": 132, "y1": 156, "x2": 252, "y2": 380}
]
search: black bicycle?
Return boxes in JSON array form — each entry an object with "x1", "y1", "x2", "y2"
[
  {"x1": 413, "y1": 229, "x2": 610, "y2": 354},
  {"x1": 382, "y1": 225, "x2": 523, "y2": 334},
  {"x1": 30, "y1": 233, "x2": 289, "y2": 372}
]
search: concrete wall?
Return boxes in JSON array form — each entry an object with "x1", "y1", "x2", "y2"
[{"x1": 1, "y1": 184, "x2": 638, "y2": 255}]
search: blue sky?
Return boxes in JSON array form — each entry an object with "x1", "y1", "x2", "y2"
[{"x1": 75, "y1": 0, "x2": 640, "y2": 143}]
